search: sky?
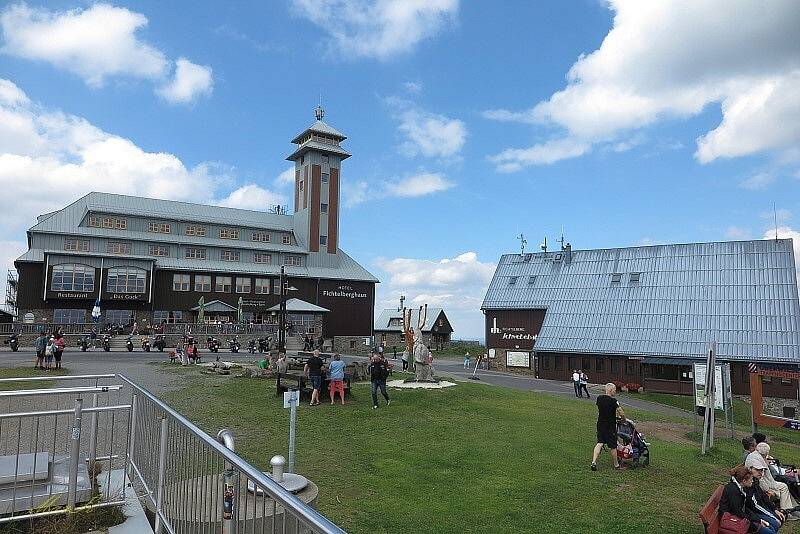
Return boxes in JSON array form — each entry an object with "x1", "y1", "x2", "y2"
[{"x1": 0, "y1": 0, "x2": 799, "y2": 341}]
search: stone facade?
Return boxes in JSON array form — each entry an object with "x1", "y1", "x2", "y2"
[{"x1": 333, "y1": 335, "x2": 370, "y2": 355}]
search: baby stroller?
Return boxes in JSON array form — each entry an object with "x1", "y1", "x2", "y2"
[{"x1": 616, "y1": 418, "x2": 650, "y2": 468}]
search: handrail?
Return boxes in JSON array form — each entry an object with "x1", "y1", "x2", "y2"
[
  {"x1": 0, "y1": 385, "x2": 123, "y2": 397},
  {"x1": 118, "y1": 373, "x2": 345, "y2": 533},
  {"x1": 0, "y1": 404, "x2": 131, "y2": 420},
  {"x1": 0, "y1": 374, "x2": 116, "y2": 383}
]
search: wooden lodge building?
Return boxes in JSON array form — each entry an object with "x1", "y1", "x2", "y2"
[
  {"x1": 482, "y1": 239, "x2": 800, "y2": 398},
  {"x1": 374, "y1": 307, "x2": 454, "y2": 351},
  {"x1": 13, "y1": 109, "x2": 379, "y2": 353}
]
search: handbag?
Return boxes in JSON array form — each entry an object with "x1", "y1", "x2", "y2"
[{"x1": 719, "y1": 512, "x2": 750, "y2": 534}]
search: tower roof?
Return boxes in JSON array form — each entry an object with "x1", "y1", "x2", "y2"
[{"x1": 290, "y1": 120, "x2": 347, "y2": 144}]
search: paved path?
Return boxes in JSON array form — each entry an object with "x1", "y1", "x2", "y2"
[{"x1": 0, "y1": 347, "x2": 693, "y2": 419}]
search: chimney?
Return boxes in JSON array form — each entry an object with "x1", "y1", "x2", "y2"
[{"x1": 564, "y1": 243, "x2": 572, "y2": 264}]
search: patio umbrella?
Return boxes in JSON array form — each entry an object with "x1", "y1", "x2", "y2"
[
  {"x1": 237, "y1": 297, "x2": 243, "y2": 324},
  {"x1": 197, "y1": 296, "x2": 205, "y2": 324},
  {"x1": 91, "y1": 297, "x2": 101, "y2": 323}
]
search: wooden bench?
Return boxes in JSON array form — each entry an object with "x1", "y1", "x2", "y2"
[
  {"x1": 276, "y1": 373, "x2": 352, "y2": 399},
  {"x1": 699, "y1": 485, "x2": 724, "y2": 534}
]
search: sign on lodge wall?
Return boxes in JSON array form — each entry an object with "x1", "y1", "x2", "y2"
[{"x1": 485, "y1": 309, "x2": 545, "y2": 350}]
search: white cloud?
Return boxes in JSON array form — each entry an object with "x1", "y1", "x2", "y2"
[
  {"x1": 1, "y1": 3, "x2": 212, "y2": 103},
  {"x1": 374, "y1": 251, "x2": 496, "y2": 340},
  {"x1": 398, "y1": 108, "x2": 466, "y2": 158},
  {"x1": 488, "y1": 137, "x2": 590, "y2": 172},
  {"x1": 157, "y1": 58, "x2": 213, "y2": 104},
  {"x1": 760, "y1": 208, "x2": 792, "y2": 223},
  {"x1": 738, "y1": 172, "x2": 774, "y2": 191},
  {"x1": 485, "y1": 0, "x2": 800, "y2": 171},
  {"x1": 403, "y1": 81, "x2": 423, "y2": 94},
  {"x1": 343, "y1": 172, "x2": 454, "y2": 207},
  {"x1": 0, "y1": 79, "x2": 276, "y2": 237},
  {"x1": 384, "y1": 172, "x2": 453, "y2": 197},
  {"x1": 291, "y1": 0, "x2": 459, "y2": 60},
  {"x1": 725, "y1": 226, "x2": 751, "y2": 240},
  {"x1": 218, "y1": 184, "x2": 285, "y2": 211},
  {"x1": 274, "y1": 167, "x2": 296, "y2": 188}
]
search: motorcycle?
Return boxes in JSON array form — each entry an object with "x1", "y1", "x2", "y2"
[
  {"x1": 154, "y1": 335, "x2": 166, "y2": 352},
  {"x1": 4, "y1": 333, "x2": 19, "y2": 352},
  {"x1": 229, "y1": 338, "x2": 240, "y2": 353},
  {"x1": 79, "y1": 337, "x2": 89, "y2": 352},
  {"x1": 257, "y1": 338, "x2": 268, "y2": 354},
  {"x1": 247, "y1": 339, "x2": 256, "y2": 354},
  {"x1": 141, "y1": 337, "x2": 151, "y2": 352},
  {"x1": 102, "y1": 335, "x2": 110, "y2": 352},
  {"x1": 125, "y1": 337, "x2": 134, "y2": 352},
  {"x1": 208, "y1": 337, "x2": 220, "y2": 353}
]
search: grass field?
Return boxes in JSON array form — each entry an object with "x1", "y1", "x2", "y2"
[
  {"x1": 0, "y1": 367, "x2": 69, "y2": 390},
  {"x1": 161, "y1": 367, "x2": 800, "y2": 534}
]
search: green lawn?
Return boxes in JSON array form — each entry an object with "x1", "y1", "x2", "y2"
[
  {"x1": 161, "y1": 369, "x2": 800, "y2": 534},
  {"x1": 0, "y1": 367, "x2": 70, "y2": 391}
]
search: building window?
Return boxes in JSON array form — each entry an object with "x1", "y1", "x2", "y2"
[
  {"x1": 282, "y1": 234, "x2": 292, "y2": 245},
  {"x1": 321, "y1": 203, "x2": 328, "y2": 213},
  {"x1": 762, "y1": 375, "x2": 772, "y2": 384},
  {"x1": 148, "y1": 244, "x2": 169, "y2": 257},
  {"x1": 254, "y1": 253, "x2": 272, "y2": 264},
  {"x1": 185, "y1": 247, "x2": 207, "y2": 260},
  {"x1": 322, "y1": 155, "x2": 329, "y2": 164},
  {"x1": 186, "y1": 225, "x2": 207, "y2": 237},
  {"x1": 254, "y1": 278, "x2": 270, "y2": 294},
  {"x1": 148, "y1": 222, "x2": 171, "y2": 234},
  {"x1": 106, "y1": 267, "x2": 146, "y2": 294},
  {"x1": 596, "y1": 357, "x2": 605, "y2": 371},
  {"x1": 107, "y1": 241, "x2": 132, "y2": 255},
  {"x1": 235, "y1": 277, "x2": 251, "y2": 294},
  {"x1": 569, "y1": 357, "x2": 577, "y2": 370},
  {"x1": 252, "y1": 231, "x2": 270, "y2": 242},
  {"x1": 53, "y1": 309, "x2": 86, "y2": 324},
  {"x1": 741, "y1": 365, "x2": 750, "y2": 383},
  {"x1": 630, "y1": 272, "x2": 641, "y2": 283},
  {"x1": 284, "y1": 255, "x2": 302, "y2": 267},
  {"x1": 581, "y1": 357, "x2": 591, "y2": 371},
  {"x1": 64, "y1": 238, "x2": 89, "y2": 252},
  {"x1": 215, "y1": 276, "x2": 232, "y2": 293},
  {"x1": 542, "y1": 356, "x2": 551, "y2": 370},
  {"x1": 219, "y1": 228, "x2": 240, "y2": 240},
  {"x1": 221, "y1": 250, "x2": 240, "y2": 262},
  {"x1": 508, "y1": 277, "x2": 517, "y2": 285},
  {"x1": 89, "y1": 216, "x2": 126, "y2": 229},
  {"x1": 554, "y1": 356, "x2": 563, "y2": 370},
  {"x1": 105, "y1": 310, "x2": 133, "y2": 326},
  {"x1": 528, "y1": 275, "x2": 536, "y2": 285},
  {"x1": 173, "y1": 274, "x2": 190, "y2": 291},
  {"x1": 322, "y1": 172, "x2": 329, "y2": 183},
  {"x1": 299, "y1": 181, "x2": 304, "y2": 192},
  {"x1": 349, "y1": 339, "x2": 356, "y2": 349},
  {"x1": 273, "y1": 279, "x2": 281, "y2": 294},
  {"x1": 194, "y1": 275, "x2": 211, "y2": 292},
  {"x1": 154, "y1": 310, "x2": 182, "y2": 324},
  {"x1": 611, "y1": 273, "x2": 622, "y2": 283},
  {"x1": 320, "y1": 235, "x2": 327, "y2": 246},
  {"x1": 611, "y1": 358, "x2": 621, "y2": 374},
  {"x1": 51, "y1": 264, "x2": 94, "y2": 292},
  {"x1": 625, "y1": 359, "x2": 635, "y2": 375}
]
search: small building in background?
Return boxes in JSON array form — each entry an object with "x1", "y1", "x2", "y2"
[
  {"x1": 482, "y1": 239, "x2": 800, "y2": 398},
  {"x1": 374, "y1": 307, "x2": 454, "y2": 351}
]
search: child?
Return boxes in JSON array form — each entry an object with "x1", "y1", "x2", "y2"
[
  {"x1": 44, "y1": 337, "x2": 54, "y2": 371},
  {"x1": 463, "y1": 351, "x2": 471, "y2": 370}
]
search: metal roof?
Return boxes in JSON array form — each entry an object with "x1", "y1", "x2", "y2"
[
  {"x1": 374, "y1": 307, "x2": 444, "y2": 332},
  {"x1": 29, "y1": 192, "x2": 294, "y2": 233},
  {"x1": 290, "y1": 120, "x2": 347, "y2": 144},
  {"x1": 286, "y1": 140, "x2": 352, "y2": 162},
  {"x1": 191, "y1": 300, "x2": 237, "y2": 312},
  {"x1": 266, "y1": 298, "x2": 330, "y2": 313},
  {"x1": 482, "y1": 239, "x2": 800, "y2": 363}
]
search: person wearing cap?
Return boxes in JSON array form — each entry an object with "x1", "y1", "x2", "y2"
[
  {"x1": 748, "y1": 463, "x2": 786, "y2": 529},
  {"x1": 747, "y1": 444, "x2": 799, "y2": 514}
]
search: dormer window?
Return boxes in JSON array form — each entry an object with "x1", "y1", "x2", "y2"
[
  {"x1": 611, "y1": 273, "x2": 622, "y2": 283},
  {"x1": 509, "y1": 276, "x2": 518, "y2": 285},
  {"x1": 630, "y1": 272, "x2": 641, "y2": 283}
]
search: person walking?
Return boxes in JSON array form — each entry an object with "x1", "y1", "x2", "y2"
[
  {"x1": 401, "y1": 350, "x2": 409, "y2": 372},
  {"x1": 304, "y1": 349, "x2": 324, "y2": 406},
  {"x1": 464, "y1": 351, "x2": 471, "y2": 370},
  {"x1": 392, "y1": 345, "x2": 397, "y2": 360},
  {"x1": 34, "y1": 331, "x2": 47, "y2": 369},
  {"x1": 328, "y1": 353, "x2": 346, "y2": 405},
  {"x1": 132, "y1": 321, "x2": 139, "y2": 335},
  {"x1": 572, "y1": 370, "x2": 581, "y2": 397},
  {"x1": 53, "y1": 333, "x2": 65, "y2": 370},
  {"x1": 579, "y1": 370, "x2": 591, "y2": 398},
  {"x1": 369, "y1": 352, "x2": 390, "y2": 409},
  {"x1": 591, "y1": 383, "x2": 624, "y2": 471}
]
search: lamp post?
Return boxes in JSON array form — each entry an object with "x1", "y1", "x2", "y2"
[{"x1": 277, "y1": 266, "x2": 298, "y2": 352}]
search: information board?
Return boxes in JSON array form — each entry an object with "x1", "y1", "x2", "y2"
[
  {"x1": 506, "y1": 351, "x2": 530, "y2": 368},
  {"x1": 694, "y1": 363, "x2": 731, "y2": 410}
]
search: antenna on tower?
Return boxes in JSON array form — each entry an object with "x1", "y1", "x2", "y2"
[
  {"x1": 773, "y1": 201, "x2": 779, "y2": 241},
  {"x1": 540, "y1": 236, "x2": 548, "y2": 253},
  {"x1": 559, "y1": 227, "x2": 567, "y2": 251},
  {"x1": 517, "y1": 233, "x2": 527, "y2": 256}
]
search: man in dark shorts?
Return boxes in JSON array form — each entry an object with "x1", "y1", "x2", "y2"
[
  {"x1": 591, "y1": 382, "x2": 625, "y2": 471},
  {"x1": 304, "y1": 349, "x2": 324, "y2": 406}
]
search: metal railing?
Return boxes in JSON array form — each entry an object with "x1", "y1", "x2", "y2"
[
  {"x1": 0, "y1": 322, "x2": 324, "y2": 337},
  {"x1": 0, "y1": 373, "x2": 344, "y2": 533}
]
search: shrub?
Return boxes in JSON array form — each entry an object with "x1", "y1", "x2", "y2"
[
  {"x1": 626, "y1": 383, "x2": 642, "y2": 393},
  {"x1": 612, "y1": 380, "x2": 626, "y2": 392}
]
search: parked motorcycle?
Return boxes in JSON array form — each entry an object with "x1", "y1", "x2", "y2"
[
  {"x1": 79, "y1": 337, "x2": 89, "y2": 352},
  {"x1": 154, "y1": 335, "x2": 166, "y2": 352},
  {"x1": 247, "y1": 339, "x2": 256, "y2": 354},
  {"x1": 229, "y1": 338, "x2": 240, "y2": 353},
  {"x1": 258, "y1": 338, "x2": 268, "y2": 354},
  {"x1": 141, "y1": 337, "x2": 151, "y2": 352},
  {"x1": 208, "y1": 337, "x2": 220, "y2": 353},
  {"x1": 125, "y1": 337, "x2": 134, "y2": 352},
  {"x1": 102, "y1": 335, "x2": 111, "y2": 352},
  {"x1": 4, "y1": 333, "x2": 19, "y2": 352}
]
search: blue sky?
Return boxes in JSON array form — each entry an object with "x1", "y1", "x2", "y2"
[{"x1": 1, "y1": 1, "x2": 798, "y2": 339}]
